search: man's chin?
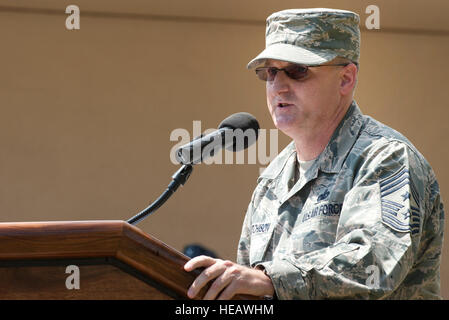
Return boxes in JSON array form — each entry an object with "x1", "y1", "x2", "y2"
[
  {"x1": 273, "y1": 113, "x2": 296, "y2": 127},
  {"x1": 273, "y1": 121, "x2": 299, "y2": 139}
]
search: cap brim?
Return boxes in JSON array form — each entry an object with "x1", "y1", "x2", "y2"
[{"x1": 246, "y1": 43, "x2": 338, "y2": 69}]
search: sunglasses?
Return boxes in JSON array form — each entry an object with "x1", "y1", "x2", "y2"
[{"x1": 255, "y1": 63, "x2": 351, "y2": 82}]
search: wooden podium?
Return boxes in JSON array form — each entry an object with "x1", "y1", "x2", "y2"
[{"x1": 0, "y1": 220, "x2": 237, "y2": 300}]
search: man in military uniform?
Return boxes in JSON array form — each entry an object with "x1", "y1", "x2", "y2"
[{"x1": 184, "y1": 8, "x2": 445, "y2": 299}]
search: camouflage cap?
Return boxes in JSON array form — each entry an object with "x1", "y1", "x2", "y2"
[{"x1": 247, "y1": 8, "x2": 360, "y2": 69}]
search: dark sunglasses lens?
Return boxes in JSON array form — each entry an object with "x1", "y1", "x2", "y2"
[
  {"x1": 286, "y1": 65, "x2": 308, "y2": 80},
  {"x1": 255, "y1": 68, "x2": 276, "y2": 81},
  {"x1": 255, "y1": 66, "x2": 308, "y2": 81},
  {"x1": 255, "y1": 68, "x2": 278, "y2": 81},
  {"x1": 255, "y1": 68, "x2": 268, "y2": 81}
]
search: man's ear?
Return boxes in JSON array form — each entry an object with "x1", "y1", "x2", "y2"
[{"x1": 340, "y1": 64, "x2": 358, "y2": 95}]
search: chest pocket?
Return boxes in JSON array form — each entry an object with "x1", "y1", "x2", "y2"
[{"x1": 288, "y1": 202, "x2": 342, "y2": 256}]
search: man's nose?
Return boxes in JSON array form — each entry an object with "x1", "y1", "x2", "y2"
[{"x1": 270, "y1": 70, "x2": 290, "y2": 94}]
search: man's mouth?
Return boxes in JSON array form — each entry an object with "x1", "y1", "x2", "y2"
[{"x1": 277, "y1": 102, "x2": 292, "y2": 108}]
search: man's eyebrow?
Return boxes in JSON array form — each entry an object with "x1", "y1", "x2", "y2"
[
  {"x1": 262, "y1": 63, "x2": 277, "y2": 68},
  {"x1": 263, "y1": 61, "x2": 296, "y2": 68},
  {"x1": 262, "y1": 59, "x2": 276, "y2": 67}
]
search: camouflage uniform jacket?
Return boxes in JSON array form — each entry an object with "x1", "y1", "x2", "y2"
[{"x1": 237, "y1": 101, "x2": 445, "y2": 299}]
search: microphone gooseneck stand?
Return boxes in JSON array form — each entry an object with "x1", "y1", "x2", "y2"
[{"x1": 126, "y1": 164, "x2": 193, "y2": 225}]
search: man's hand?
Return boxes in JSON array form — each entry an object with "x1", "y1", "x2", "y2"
[{"x1": 183, "y1": 255, "x2": 275, "y2": 300}]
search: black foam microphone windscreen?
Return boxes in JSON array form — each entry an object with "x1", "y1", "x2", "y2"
[{"x1": 218, "y1": 112, "x2": 260, "y2": 152}]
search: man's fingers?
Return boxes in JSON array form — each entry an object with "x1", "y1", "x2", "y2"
[
  {"x1": 187, "y1": 263, "x2": 224, "y2": 298},
  {"x1": 184, "y1": 255, "x2": 217, "y2": 272},
  {"x1": 184, "y1": 259, "x2": 269, "y2": 300},
  {"x1": 217, "y1": 281, "x2": 239, "y2": 300},
  {"x1": 185, "y1": 257, "x2": 225, "y2": 298},
  {"x1": 203, "y1": 273, "x2": 233, "y2": 300}
]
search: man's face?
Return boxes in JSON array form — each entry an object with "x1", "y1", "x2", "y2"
[{"x1": 265, "y1": 59, "x2": 345, "y2": 139}]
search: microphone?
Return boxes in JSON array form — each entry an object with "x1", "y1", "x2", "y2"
[
  {"x1": 126, "y1": 112, "x2": 259, "y2": 225},
  {"x1": 175, "y1": 112, "x2": 260, "y2": 165}
]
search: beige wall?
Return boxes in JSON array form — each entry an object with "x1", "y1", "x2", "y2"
[{"x1": 0, "y1": 1, "x2": 448, "y2": 298}]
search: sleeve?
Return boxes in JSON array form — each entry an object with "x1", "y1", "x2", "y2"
[{"x1": 256, "y1": 141, "x2": 444, "y2": 299}]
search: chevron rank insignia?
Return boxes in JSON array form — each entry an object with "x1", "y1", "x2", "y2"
[{"x1": 379, "y1": 166, "x2": 420, "y2": 234}]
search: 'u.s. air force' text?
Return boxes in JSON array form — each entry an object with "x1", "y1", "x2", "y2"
[{"x1": 302, "y1": 202, "x2": 343, "y2": 222}]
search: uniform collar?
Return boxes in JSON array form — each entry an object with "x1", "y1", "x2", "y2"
[
  {"x1": 316, "y1": 100, "x2": 364, "y2": 173},
  {"x1": 258, "y1": 100, "x2": 364, "y2": 183}
]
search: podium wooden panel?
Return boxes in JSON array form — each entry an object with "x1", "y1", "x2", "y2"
[{"x1": 0, "y1": 220, "x2": 235, "y2": 300}]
